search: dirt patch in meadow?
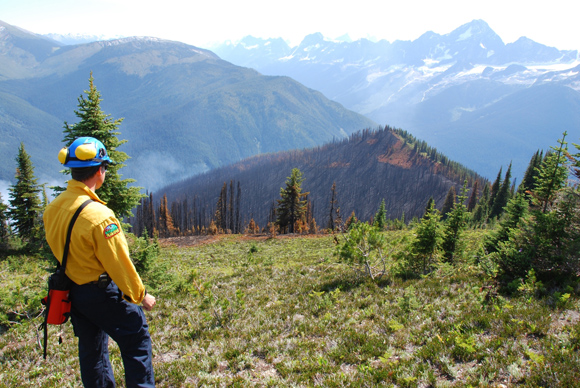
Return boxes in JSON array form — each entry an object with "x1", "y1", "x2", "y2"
[
  {"x1": 550, "y1": 309, "x2": 580, "y2": 332},
  {"x1": 158, "y1": 235, "x2": 219, "y2": 248},
  {"x1": 158, "y1": 233, "x2": 328, "y2": 248}
]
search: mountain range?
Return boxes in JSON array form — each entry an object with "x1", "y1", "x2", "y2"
[
  {"x1": 0, "y1": 20, "x2": 373, "y2": 190},
  {"x1": 2, "y1": 18, "x2": 579, "y2": 197},
  {"x1": 213, "y1": 20, "x2": 580, "y2": 179}
]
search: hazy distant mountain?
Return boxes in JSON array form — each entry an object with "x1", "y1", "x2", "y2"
[
  {"x1": 43, "y1": 33, "x2": 121, "y2": 45},
  {"x1": 0, "y1": 21, "x2": 62, "y2": 79},
  {"x1": 159, "y1": 126, "x2": 484, "y2": 229},
  {"x1": 0, "y1": 20, "x2": 374, "y2": 190},
  {"x1": 213, "y1": 20, "x2": 580, "y2": 179}
]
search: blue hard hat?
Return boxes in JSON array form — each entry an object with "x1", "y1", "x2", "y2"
[{"x1": 58, "y1": 137, "x2": 111, "y2": 168}]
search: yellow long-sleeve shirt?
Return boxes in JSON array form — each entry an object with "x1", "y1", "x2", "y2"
[{"x1": 43, "y1": 180, "x2": 145, "y2": 304}]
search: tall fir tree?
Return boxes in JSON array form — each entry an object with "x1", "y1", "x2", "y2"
[
  {"x1": 571, "y1": 139, "x2": 580, "y2": 181},
  {"x1": 214, "y1": 182, "x2": 228, "y2": 232},
  {"x1": 62, "y1": 73, "x2": 143, "y2": 219},
  {"x1": 40, "y1": 184, "x2": 49, "y2": 209},
  {"x1": 490, "y1": 163, "x2": 512, "y2": 219},
  {"x1": 472, "y1": 183, "x2": 490, "y2": 224},
  {"x1": 488, "y1": 167, "x2": 503, "y2": 210},
  {"x1": 441, "y1": 180, "x2": 469, "y2": 262},
  {"x1": 8, "y1": 143, "x2": 42, "y2": 242},
  {"x1": 423, "y1": 197, "x2": 435, "y2": 219},
  {"x1": 235, "y1": 181, "x2": 241, "y2": 234},
  {"x1": 345, "y1": 211, "x2": 358, "y2": 230},
  {"x1": 517, "y1": 150, "x2": 543, "y2": 197},
  {"x1": 276, "y1": 168, "x2": 309, "y2": 234},
  {"x1": 467, "y1": 180, "x2": 479, "y2": 212},
  {"x1": 147, "y1": 192, "x2": 156, "y2": 236},
  {"x1": 181, "y1": 198, "x2": 190, "y2": 233},
  {"x1": 373, "y1": 199, "x2": 387, "y2": 229},
  {"x1": 492, "y1": 133, "x2": 575, "y2": 280},
  {"x1": 0, "y1": 192, "x2": 9, "y2": 249},
  {"x1": 158, "y1": 194, "x2": 176, "y2": 237},
  {"x1": 170, "y1": 201, "x2": 181, "y2": 234},
  {"x1": 327, "y1": 182, "x2": 338, "y2": 230},
  {"x1": 484, "y1": 192, "x2": 529, "y2": 254},
  {"x1": 134, "y1": 196, "x2": 145, "y2": 236},
  {"x1": 411, "y1": 200, "x2": 442, "y2": 274},
  {"x1": 268, "y1": 201, "x2": 277, "y2": 225},
  {"x1": 533, "y1": 132, "x2": 569, "y2": 213},
  {"x1": 441, "y1": 185, "x2": 456, "y2": 220},
  {"x1": 228, "y1": 180, "x2": 235, "y2": 232}
]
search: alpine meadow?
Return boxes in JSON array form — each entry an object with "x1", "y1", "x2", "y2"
[{"x1": 1, "y1": 16, "x2": 580, "y2": 388}]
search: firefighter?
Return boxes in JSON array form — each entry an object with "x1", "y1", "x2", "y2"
[{"x1": 44, "y1": 136, "x2": 156, "y2": 387}]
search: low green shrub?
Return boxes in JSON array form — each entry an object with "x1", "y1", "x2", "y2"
[{"x1": 335, "y1": 222, "x2": 389, "y2": 281}]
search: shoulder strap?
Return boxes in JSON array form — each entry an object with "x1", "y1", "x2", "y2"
[
  {"x1": 42, "y1": 198, "x2": 93, "y2": 360},
  {"x1": 60, "y1": 199, "x2": 93, "y2": 271}
]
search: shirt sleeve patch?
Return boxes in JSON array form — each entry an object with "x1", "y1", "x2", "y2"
[{"x1": 103, "y1": 223, "x2": 120, "y2": 239}]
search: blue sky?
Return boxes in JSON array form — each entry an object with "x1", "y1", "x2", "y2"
[{"x1": 1, "y1": 0, "x2": 579, "y2": 50}]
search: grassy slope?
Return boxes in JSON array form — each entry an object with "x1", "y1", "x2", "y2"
[{"x1": 1, "y1": 231, "x2": 580, "y2": 387}]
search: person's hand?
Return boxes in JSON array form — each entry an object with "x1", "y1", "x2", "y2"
[{"x1": 142, "y1": 293, "x2": 156, "y2": 311}]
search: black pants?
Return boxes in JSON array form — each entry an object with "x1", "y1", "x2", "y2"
[{"x1": 70, "y1": 281, "x2": 154, "y2": 387}]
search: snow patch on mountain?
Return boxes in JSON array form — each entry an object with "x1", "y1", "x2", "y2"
[
  {"x1": 451, "y1": 106, "x2": 475, "y2": 121},
  {"x1": 420, "y1": 62, "x2": 453, "y2": 74},
  {"x1": 44, "y1": 32, "x2": 123, "y2": 45},
  {"x1": 303, "y1": 44, "x2": 321, "y2": 52},
  {"x1": 457, "y1": 27, "x2": 473, "y2": 41},
  {"x1": 527, "y1": 60, "x2": 580, "y2": 72},
  {"x1": 367, "y1": 69, "x2": 395, "y2": 83}
]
